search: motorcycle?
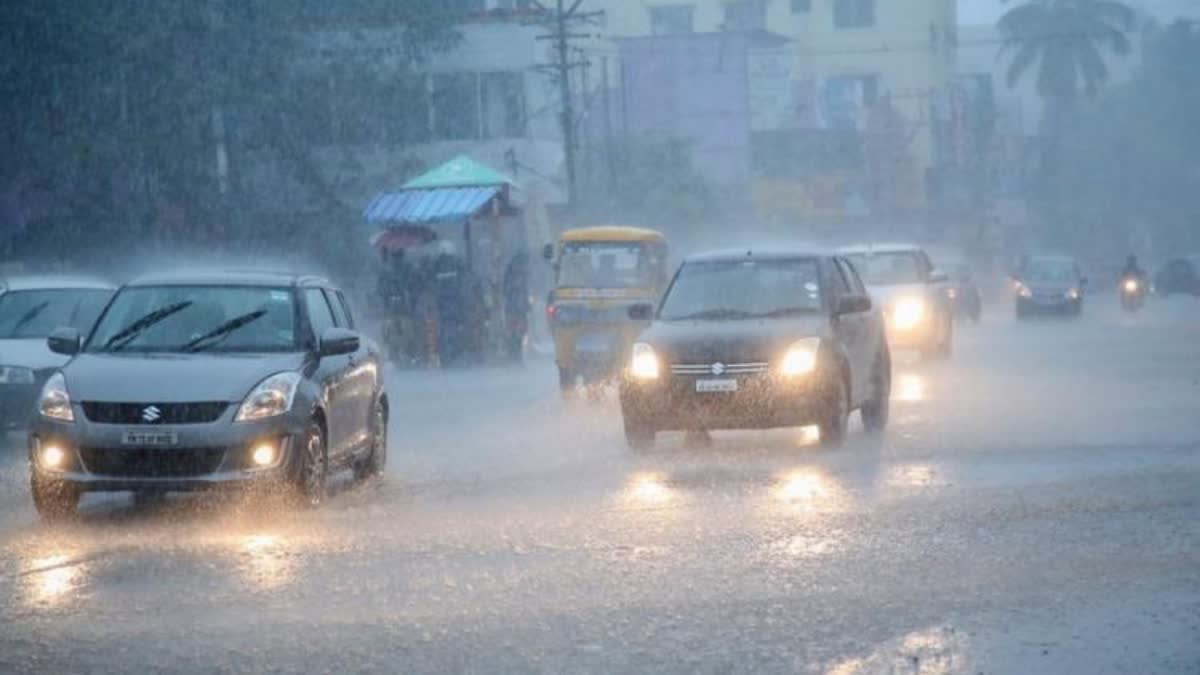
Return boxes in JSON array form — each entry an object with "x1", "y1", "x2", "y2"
[{"x1": 1120, "y1": 275, "x2": 1146, "y2": 312}]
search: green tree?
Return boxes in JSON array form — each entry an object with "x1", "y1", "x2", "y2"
[{"x1": 998, "y1": 0, "x2": 1135, "y2": 239}]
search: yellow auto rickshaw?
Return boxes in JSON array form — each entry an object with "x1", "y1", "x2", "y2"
[{"x1": 543, "y1": 226, "x2": 670, "y2": 396}]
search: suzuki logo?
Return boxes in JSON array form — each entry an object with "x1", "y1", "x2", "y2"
[
  {"x1": 711, "y1": 363, "x2": 726, "y2": 375},
  {"x1": 141, "y1": 406, "x2": 162, "y2": 423}
]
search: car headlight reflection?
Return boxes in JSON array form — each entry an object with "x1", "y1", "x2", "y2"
[
  {"x1": 38, "y1": 372, "x2": 74, "y2": 422},
  {"x1": 235, "y1": 372, "x2": 301, "y2": 422},
  {"x1": 891, "y1": 298, "x2": 926, "y2": 330},
  {"x1": 629, "y1": 342, "x2": 660, "y2": 380},
  {"x1": 780, "y1": 338, "x2": 820, "y2": 376}
]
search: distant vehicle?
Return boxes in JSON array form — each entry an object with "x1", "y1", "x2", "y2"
[
  {"x1": 839, "y1": 244, "x2": 953, "y2": 359},
  {"x1": 26, "y1": 271, "x2": 386, "y2": 519},
  {"x1": 1013, "y1": 255, "x2": 1087, "y2": 318},
  {"x1": 1153, "y1": 256, "x2": 1200, "y2": 296},
  {"x1": 543, "y1": 226, "x2": 670, "y2": 397},
  {"x1": 0, "y1": 276, "x2": 114, "y2": 431},
  {"x1": 618, "y1": 249, "x2": 890, "y2": 451},
  {"x1": 1120, "y1": 273, "x2": 1147, "y2": 313},
  {"x1": 942, "y1": 262, "x2": 983, "y2": 322}
]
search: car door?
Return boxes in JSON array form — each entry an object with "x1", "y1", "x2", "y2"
[
  {"x1": 302, "y1": 287, "x2": 351, "y2": 458},
  {"x1": 832, "y1": 257, "x2": 872, "y2": 400},
  {"x1": 325, "y1": 287, "x2": 374, "y2": 452}
]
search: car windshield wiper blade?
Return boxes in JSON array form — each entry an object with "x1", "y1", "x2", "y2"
[
  {"x1": 182, "y1": 308, "x2": 267, "y2": 353},
  {"x1": 759, "y1": 306, "x2": 816, "y2": 318},
  {"x1": 8, "y1": 301, "x2": 51, "y2": 333},
  {"x1": 666, "y1": 308, "x2": 754, "y2": 321},
  {"x1": 103, "y1": 301, "x2": 193, "y2": 351}
]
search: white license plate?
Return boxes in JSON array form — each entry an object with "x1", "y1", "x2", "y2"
[
  {"x1": 696, "y1": 379, "x2": 738, "y2": 393},
  {"x1": 122, "y1": 431, "x2": 178, "y2": 446}
]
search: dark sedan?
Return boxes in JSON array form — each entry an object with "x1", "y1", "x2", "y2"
[
  {"x1": 0, "y1": 276, "x2": 114, "y2": 431},
  {"x1": 26, "y1": 271, "x2": 387, "y2": 519},
  {"x1": 1154, "y1": 256, "x2": 1200, "y2": 296},
  {"x1": 1014, "y1": 255, "x2": 1087, "y2": 318},
  {"x1": 619, "y1": 249, "x2": 891, "y2": 450}
]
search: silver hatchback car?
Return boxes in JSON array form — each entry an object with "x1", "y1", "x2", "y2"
[{"x1": 27, "y1": 271, "x2": 387, "y2": 519}]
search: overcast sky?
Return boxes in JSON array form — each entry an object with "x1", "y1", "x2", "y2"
[{"x1": 958, "y1": 0, "x2": 1200, "y2": 26}]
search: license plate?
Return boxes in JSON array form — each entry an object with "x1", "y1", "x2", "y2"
[
  {"x1": 696, "y1": 379, "x2": 738, "y2": 393},
  {"x1": 122, "y1": 431, "x2": 178, "y2": 446}
]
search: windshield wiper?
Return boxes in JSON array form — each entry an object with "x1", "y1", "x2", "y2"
[
  {"x1": 665, "y1": 308, "x2": 755, "y2": 321},
  {"x1": 182, "y1": 308, "x2": 267, "y2": 353},
  {"x1": 759, "y1": 306, "x2": 816, "y2": 318},
  {"x1": 103, "y1": 301, "x2": 193, "y2": 351},
  {"x1": 8, "y1": 301, "x2": 51, "y2": 333}
]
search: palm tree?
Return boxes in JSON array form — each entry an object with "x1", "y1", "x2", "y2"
[{"x1": 998, "y1": 0, "x2": 1135, "y2": 234}]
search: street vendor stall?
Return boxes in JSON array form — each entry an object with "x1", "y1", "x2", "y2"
[{"x1": 363, "y1": 155, "x2": 527, "y2": 367}]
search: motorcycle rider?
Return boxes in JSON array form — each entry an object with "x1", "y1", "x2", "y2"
[{"x1": 1120, "y1": 254, "x2": 1146, "y2": 283}]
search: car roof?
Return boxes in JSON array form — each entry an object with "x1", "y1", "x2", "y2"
[
  {"x1": 837, "y1": 243, "x2": 925, "y2": 255},
  {"x1": 125, "y1": 270, "x2": 332, "y2": 288},
  {"x1": 683, "y1": 246, "x2": 831, "y2": 264},
  {"x1": 0, "y1": 274, "x2": 115, "y2": 292}
]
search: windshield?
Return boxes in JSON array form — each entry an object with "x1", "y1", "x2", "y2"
[
  {"x1": 1026, "y1": 261, "x2": 1077, "y2": 284},
  {"x1": 0, "y1": 288, "x2": 112, "y2": 339},
  {"x1": 557, "y1": 242, "x2": 652, "y2": 289},
  {"x1": 844, "y1": 252, "x2": 923, "y2": 285},
  {"x1": 86, "y1": 286, "x2": 299, "y2": 353},
  {"x1": 659, "y1": 259, "x2": 822, "y2": 321}
]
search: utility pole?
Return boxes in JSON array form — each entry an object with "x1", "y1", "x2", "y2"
[{"x1": 529, "y1": 0, "x2": 604, "y2": 213}]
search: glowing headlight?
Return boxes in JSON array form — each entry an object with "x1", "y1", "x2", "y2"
[
  {"x1": 947, "y1": 288, "x2": 958, "y2": 300},
  {"x1": 1123, "y1": 279, "x2": 1139, "y2": 294},
  {"x1": 1018, "y1": 284, "x2": 1033, "y2": 299},
  {"x1": 1067, "y1": 287, "x2": 1081, "y2": 300},
  {"x1": 235, "y1": 372, "x2": 301, "y2": 422},
  {"x1": 0, "y1": 366, "x2": 35, "y2": 385},
  {"x1": 39, "y1": 444, "x2": 67, "y2": 470},
  {"x1": 629, "y1": 342, "x2": 660, "y2": 380},
  {"x1": 892, "y1": 298, "x2": 926, "y2": 331},
  {"x1": 780, "y1": 338, "x2": 820, "y2": 376},
  {"x1": 38, "y1": 372, "x2": 74, "y2": 422}
]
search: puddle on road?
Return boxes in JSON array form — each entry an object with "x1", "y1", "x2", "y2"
[
  {"x1": 20, "y1": 552, "x2": 89, "y2": 607},
  {"x1": 826, "y1": 626, "x2": 972, "y2": 675}
]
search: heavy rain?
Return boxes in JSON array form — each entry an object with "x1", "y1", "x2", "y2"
[{"x1": 2, "y1": 1, "x2": 1199, "y2": 673}]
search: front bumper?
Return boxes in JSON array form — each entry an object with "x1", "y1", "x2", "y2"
[
  {"x1": 620, "y1": 368, "x2": 833, "y2": 431},
  {"x1": 27, "y1": 408, "x2": 305, "y2": 493},
  {"x1": 1018, "y1": 295, "x2": 1079, "y2": 313}
]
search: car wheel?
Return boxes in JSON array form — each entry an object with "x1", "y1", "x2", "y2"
[
  {"x1": 31, "y1": 474, "x2": 80, "y2": 521},
  {"x1": 291, "y1": 421, "x2": 328, "y2": 508},
  {"x1": 354, "y1": 398, "x2": 387, "y2": 483},
  {"x1": 623, "y1": 416, "x2": 656, "y2": 452},
  {"x1": 860, "y1": 349, "x2": 891, "y2": 434},
  {"x1": 818, "y1": 375, "x2": 848, "y2": 448}
]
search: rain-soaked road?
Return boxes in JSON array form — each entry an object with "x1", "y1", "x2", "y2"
[{"x1": 2, "y1": 296, "x2": 1198, "y2": 674}]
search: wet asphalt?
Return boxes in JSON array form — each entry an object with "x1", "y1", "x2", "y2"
[{"x1": 1, "y1": 295, "x2": 1198, "y2": 674}]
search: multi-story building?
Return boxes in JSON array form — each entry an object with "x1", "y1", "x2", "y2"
[{"x1": 593, "y1": 0, "x2": 958, "y2": 222}]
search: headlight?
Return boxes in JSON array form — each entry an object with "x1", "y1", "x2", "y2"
[
  {"x1": 0, "y1": 365, "x2": 35, "y2": 385},
  {"x1": 780, "y1": 338, "x2": 820, "y2": 377},
  {"x1": 1123, "y1": 279, "x2": 1138, "y2": 293},
  {"x1": 1018, "y1": 284, "x2": 1033, "y2": 299},
  {"x1": 947, "y1": 288, "x2": 958, "y2": 300},
  {"x1": 629, "y1": 342, "x2": 660, "y2": 380},
  {"x1": 235, "y1": 372, "x2": 301, "y2": 422},
  {"x1": 38, "y1": 372, "x2": 74, "y2": 422},
  {"x1": 892, "y1": 298, "x2": 926, "y2": 330},
  {"x1": 1067, "y1": 287, "x2": 1081, "y2": 300}
]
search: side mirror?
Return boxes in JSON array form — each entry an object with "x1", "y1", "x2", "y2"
[
  {"x1": 47, "y1": 327, "x2": 81, "y2": 356},
  {"x1": 627, "y1": 303, "x2": 654, "y2": 321},
  {"x1": 835, "y1": 295, "x2": 871, "y2": 315},
  {"x1": 929, "y1": 269, "x2": 949, "y2": 284},
  {"x1": 318, "y1": 327, "x2": 359, "y2": 358},
  {"x1": 542, "y1": 243, "x2": 555, "y2": 261}
]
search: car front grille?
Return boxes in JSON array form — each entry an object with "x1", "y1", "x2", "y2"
[
  {"x1": 79, "y1": 446, "x2": 227, "y2": 478},
  {"x1": 81, "y1": 402, "x2": 229, "y2": 425},
  {"x1": 670, "y1": 362, "x2": 770, "y2": 376}
]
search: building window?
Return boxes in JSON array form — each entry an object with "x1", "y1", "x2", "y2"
[
  {"x1": 481, "y1": 72, "x2": 526, "y2": 138},
  {"x1": 432, "y1": 72, "x2": 480, "y2": 140},
  {"x1": 650, "y1": 5, "x2": 695, "y2": 35},
  {"x1": 791, "y1": 0, "x2": 811, "y2": 12},
  {"x1": 833, "y1": 0, "x2": 875, "y2": 29},
  {"x1": 723, "y1": 0, "x2": 767, "y2": 31}
]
